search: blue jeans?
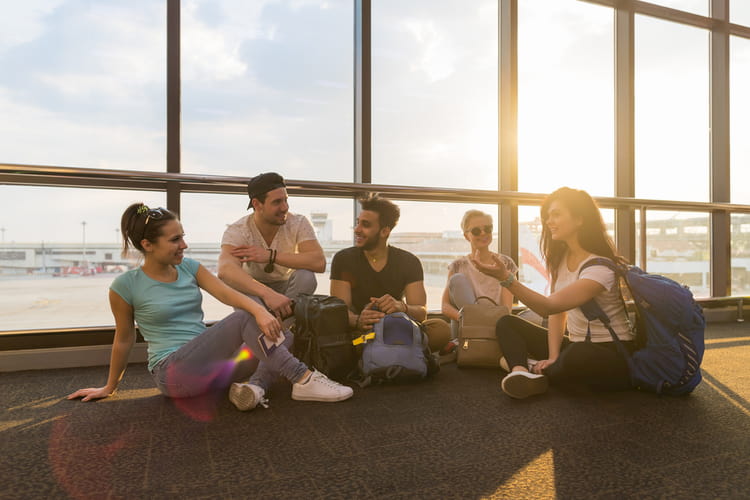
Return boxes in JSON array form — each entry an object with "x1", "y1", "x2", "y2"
[
  {"x1": 150, "y1": 310, "x2": 308, "y2": 398},
  {"x1": 448, "y1": 273, "x2": 478, "y2": 340},
  {"x1": 248, "y1": 269, "x2": 317, "y2": 391},
  {"x1": 263, "y1": 269, "x2": 317, "y2": 301}
]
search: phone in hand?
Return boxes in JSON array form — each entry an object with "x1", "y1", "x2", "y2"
[{"x1": 258, "y1": 331, "x2": 285, "y2": 357}]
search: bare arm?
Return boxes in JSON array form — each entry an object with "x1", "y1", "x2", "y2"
[
  {"x1": 472, "y1": 254, "x2": 604, "y2": 317},
  {"x1": 196, "y1": 264, "x2": 283, "y2": 341},
  {"x1": 402, "y1": 281, "x2": 427, "y2": 322},
  {"x1": 500, "y1": 286, "x2": 514, "y2": 310},
  {"x1": 217, "y1": 244, "x2": 273, "y2": 297},
  {"x1": 217, "y1": 244, "x2": 292, "y2": 317},
  {"x1": 67, "y1": 290, "x2": 136, "y2": 401},
  {"x1": 532, "y1": 312, "x2": 566, "y2": 374},
  {"x1": 370, "y1": 281, "x2": 427, "y2": 322},
  {"x1": 274, "y1": 239, "x2": 326, "y2": 273},
  {"x1": 330, "y1": 278, "x2": 378, "y2": 330}
]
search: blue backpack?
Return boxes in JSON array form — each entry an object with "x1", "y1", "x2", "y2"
[
  {"x1": 352, "y1": 312, "x2": 439, "y2": 387},
  {"x1": 578, "y1": 258, "x2": 705, "y2": 396}
]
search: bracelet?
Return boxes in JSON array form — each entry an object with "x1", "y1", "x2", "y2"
[
  {"x1": 264, "y1": 249, "x2": 276, "y2": 273},
  {"x1": 498, "y1": 273, "x2": 515, "y2": 288}
]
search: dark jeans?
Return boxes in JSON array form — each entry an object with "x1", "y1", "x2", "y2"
[{"x1": 496, "y1": 314, "x2": 634, "y2": 391}]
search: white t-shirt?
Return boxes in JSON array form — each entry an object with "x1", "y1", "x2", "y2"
[
  {"x1": 552, "y1": 255, "x2": 633, "y2": 343},
  {"x1": 221, "y1": 212, "x2": 317, "y2": 282}
]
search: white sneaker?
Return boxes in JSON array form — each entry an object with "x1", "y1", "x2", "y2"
[
  {"x1": 228, "y1": 382, "x2": 267, "y2": 411},
  {"x1": 291, "y1": 370, "x2": 354, "y2": 402},
  {"x1": 501, "y1": 371, "x2": 549, "y2": 399}
]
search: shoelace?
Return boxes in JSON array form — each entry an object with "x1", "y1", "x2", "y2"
[
  {"x1": 313, "y1": 374, "x2": 343, "y2": 389},
  {"x1": 257, "y1": 395, "x2": 269, "y2": 409}
]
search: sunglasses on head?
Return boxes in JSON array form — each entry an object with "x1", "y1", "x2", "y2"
[
  {"x1": 468, "y1": 225, "x2": 493, "y2": 236},
  {"x1": 141, "y1": 207, "x2": 166, "y2": 226}
]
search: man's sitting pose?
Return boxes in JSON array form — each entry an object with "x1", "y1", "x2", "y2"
[
  {"x1": 330, "y1": 194, "x2": 448, "y2": 352},
  {"x1": 218, "y1": 172, "x2": 325, "y2": 318}
]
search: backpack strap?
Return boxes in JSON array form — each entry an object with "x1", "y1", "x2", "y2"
[{"x1": 577, "y1": 258, "x2": 632, "y2": 361}]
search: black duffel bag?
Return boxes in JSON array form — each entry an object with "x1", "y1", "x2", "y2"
[{"x1": 292, "y1": 294, "x2": 357, "y2": 383}]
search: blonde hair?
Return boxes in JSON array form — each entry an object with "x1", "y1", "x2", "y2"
[{"x1": 461, "y1": 210, "x2": 492, "y2": 232}]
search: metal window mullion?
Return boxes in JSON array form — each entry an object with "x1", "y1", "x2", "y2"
[
  {"x1": 614, "y1": 5, "x2": 636, "y2": 266},
  {"x1": 166, "y1": 0, "x2": 181, "y2": 216},
  {"x1": 499, "y1": 0, "x2": 518, "y2": 265},
  {"x1": 353, "y1": 0, "x2": 371, "y2": 237},
  {"x1": 710, "y1": 0, "x2": 731, "y2": 296}
]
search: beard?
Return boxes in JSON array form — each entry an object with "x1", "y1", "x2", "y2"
[
  {"x1": 264, "y1": 211, "x2": 287, "y2": 226},
  {"x1": 360, "y1": 232, "x2": 381, "y2": 251}
]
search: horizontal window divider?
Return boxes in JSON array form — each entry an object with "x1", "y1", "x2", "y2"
[{"x1": 4, "y1": 163, "x2": 750, "y2": 214}]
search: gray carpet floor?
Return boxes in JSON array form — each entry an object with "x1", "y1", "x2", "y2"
[{"x1": 2, "y1": 322, "x2": 749, "y2": 499}]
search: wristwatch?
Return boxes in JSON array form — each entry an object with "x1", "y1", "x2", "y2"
[{"x1": 498, "y1": 273, "x2": 515, "y2": 288}]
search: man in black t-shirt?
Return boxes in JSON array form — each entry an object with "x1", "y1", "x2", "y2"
[{"x1": 331, "y1": 195, "x2": 447, "y2": 351}]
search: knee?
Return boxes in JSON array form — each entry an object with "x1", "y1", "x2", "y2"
[
  {"x1": 290, "y1": 269, "x2": 317, "y2": 294},
  {"x1": 495, "y1": 315, "x2": 516, "y2": 338},
  {"x1": 422, "y1": 318, "x2": 451, "y2": 352},
  {"x1": 448, "y1": 273, "x2": 470, "y2": 290}
]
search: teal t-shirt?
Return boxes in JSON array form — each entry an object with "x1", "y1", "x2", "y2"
[{"x1": 110, "y1": 258, "x2": 205, "y2": 371}]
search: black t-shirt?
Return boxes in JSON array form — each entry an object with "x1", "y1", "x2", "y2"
[{"x1": 330, "y1": 246, "x2": 424, "y2": 313}]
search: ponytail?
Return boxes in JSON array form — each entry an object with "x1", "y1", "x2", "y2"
[{"x1": 120, "y1": 203, "x2": 177, "y2": 258}]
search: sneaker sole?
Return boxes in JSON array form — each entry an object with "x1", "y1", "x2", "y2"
[
  {"x1": 291, "y1": 389, "x2": 354, "y2": 402},
  {"x1": 501, "y1": 374, "x2": 549, "y2": 399},
  {"x1": 229, "y1": 384, "x2": 258, "y2": 411}
]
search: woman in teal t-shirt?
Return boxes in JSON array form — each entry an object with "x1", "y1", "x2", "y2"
[{"x1": 67, "y1": 203, "x2": 352, "y2": 411}]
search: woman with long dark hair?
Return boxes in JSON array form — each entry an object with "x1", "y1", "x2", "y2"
[
  {"x1": 473, "y1": 187, "x2": 634, "y2": 399},
  {"x1": 67, "y1": 203, "x2": 352, "y2": 410}
]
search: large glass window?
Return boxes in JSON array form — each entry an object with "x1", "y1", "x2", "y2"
[
  {"x1": 731, "y1": 214, "x2": 750, "y2": 295},
  {"x1": 0, "y1": 1, "x2": 166, "y2": 170},
  {"x1": 635, "y1": 17, "x2": 709, "y2": 202},
  {"x1": 731, "y1": 2, "x2": 750, "y2": 26},
  {"x1": 181, "y1": 193, "x2": 353, "y2": 320},
  {"x1": 181, "y1": 0, "x2": 353, "y2": 181},
  {"x1": 730, "y1": 36, "x2": 750, "y2": 204},
  {"x1": 371, "y1": 1, "x2": 499, "y2": 189},
  {"x1": 645, "y1": 211, "x2": 710, "y2": 297},
  {"x1": 0, "y1": 187, "x2": 165, "y2": 331},
  {"x1": 517, "y1": 1, "x2": 613, "y2": 196},
  {"x1": 387, "y1": 201, "x2": 500, "y2": 310},
  {"x1": 644, "y1": 1, "x2": 707, "y2": 17}
]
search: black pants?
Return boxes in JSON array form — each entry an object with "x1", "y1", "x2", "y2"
[{"x1": 496, "y1": 315, "x2": 634, "y2": 391}]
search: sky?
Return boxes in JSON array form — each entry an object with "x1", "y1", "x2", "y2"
[{"x1": 1, "y1": 0, "x2": 750, "y2": 244}]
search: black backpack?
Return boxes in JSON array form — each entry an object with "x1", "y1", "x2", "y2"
[{"x1": 292, "y1": 294, "x2": 358, "y2": 383}]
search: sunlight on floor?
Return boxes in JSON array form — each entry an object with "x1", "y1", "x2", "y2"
[
  {"x1": 106, "y1": 388, "x2": 161, "y2": 401},
  {"x1": 487, "y1": 449, "x2": 556, "y2": 499}
]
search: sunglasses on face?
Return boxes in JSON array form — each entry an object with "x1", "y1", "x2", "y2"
[{"x1": 468, "y1": 225, "x2": 493, "y2": 236}]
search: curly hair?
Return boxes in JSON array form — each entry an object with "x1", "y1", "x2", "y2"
[{"x1": 359, "y1": 194, "x2": 400, "y2": 229}]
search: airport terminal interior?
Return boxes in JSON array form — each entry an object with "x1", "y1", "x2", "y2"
[{"x1": 2, "y1": 1, "x2": 750, "y2": 498}]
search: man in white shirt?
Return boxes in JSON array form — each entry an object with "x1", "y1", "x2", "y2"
[{"x1": 218, "y1": 172, "x2": 325, "y2": 319}]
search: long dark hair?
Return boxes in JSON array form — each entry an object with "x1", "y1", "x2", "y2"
[
  {"x1": 120, "y1": 203, "x2": 178, "y2": 257},
  {"x1": 540, "y1": 187, "x2": 626, "y2": 285}
]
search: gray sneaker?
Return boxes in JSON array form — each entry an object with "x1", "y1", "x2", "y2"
[
  {"x1": 228, "y1": 382, "x2": 267, "y2": 411},
  {"x1": 501, "y1": 371, "x2": 549, "y2": 399},
  {"x1": 292, "y1": 370, "x2": 354, "y2": 402}
]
